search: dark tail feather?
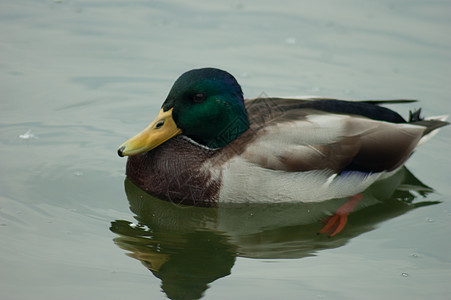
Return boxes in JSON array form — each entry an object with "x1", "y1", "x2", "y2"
[
  {"x1": 407, "y1": 108, "x2": 449, "y2": 135},
  {"x1": 409, "y1": 108, "x2": 423, "y2": 122},
  {"x1": 357, "y1": 99, "x2": 419, "y2": 105},
  {"x1": 412, "y1": 119, "x2": 449, "y2": 136}
]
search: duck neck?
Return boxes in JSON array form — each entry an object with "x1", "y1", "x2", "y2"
[{"x1": 190, "y1": 114, "x2": 250, "y2": 149}]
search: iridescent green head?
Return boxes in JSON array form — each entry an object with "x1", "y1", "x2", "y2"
[
  {"x1": 117, "y1": 68, "x2": 250, "y2": 156},
  {"x1": 163, "y1": 68, "x2": 249, "y2": 148}
]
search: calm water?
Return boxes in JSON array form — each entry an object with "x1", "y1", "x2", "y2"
[{"x1": 1, "y1": 1, "x2": 450, "y2": 299}]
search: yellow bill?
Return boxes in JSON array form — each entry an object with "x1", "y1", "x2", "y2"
[{"x1": 117, "y1": 108, "x2": 182, "y2": 157}]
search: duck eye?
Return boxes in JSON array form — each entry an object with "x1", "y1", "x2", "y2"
[
  {"x1": 155, "y1": 120, "x2": 165, "y2": 129},
  {"x1": 193, "y1": 93, "x2": 206, "y2": 103}
]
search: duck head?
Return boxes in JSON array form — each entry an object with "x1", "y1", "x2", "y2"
[{"x1": 118, "y1": 68, "x2": 249, "y2": 157}]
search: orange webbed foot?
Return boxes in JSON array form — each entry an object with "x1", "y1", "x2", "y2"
[{"x1": 318, "y1": 193, "x2": 363, "y2": 237}]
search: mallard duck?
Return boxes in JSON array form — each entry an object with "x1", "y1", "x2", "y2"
[{"x1": 117, "y1": 68, "x2": 448, "y2": 236}]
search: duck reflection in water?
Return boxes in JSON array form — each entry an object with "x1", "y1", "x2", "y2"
[{"x1": 110, "y1": 167, "x2": 438, "y2": 300}]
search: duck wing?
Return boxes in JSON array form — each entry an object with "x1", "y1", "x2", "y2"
[{"x1": 241, "y1": 98, "x2": 448, "y2": 174}]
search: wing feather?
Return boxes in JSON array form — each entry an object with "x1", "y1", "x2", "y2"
[{"x1": 242, "y1": 111, "x2": 425, "y2": 173}]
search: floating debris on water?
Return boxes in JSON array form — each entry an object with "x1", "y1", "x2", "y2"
[
  {"x1": 232, "y1": 2, "x2": 244, "y2": 10},
  {"x1": 19, "y1": 129, "x2": 38, "y2": 140},
  {"x1": 310, "y1": 87, "x2": 321, "y2": 93},
  {"x1": 285, "y1": 37, "x2": 297, "y2": 45}
]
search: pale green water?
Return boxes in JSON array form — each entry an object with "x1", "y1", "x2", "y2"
[{"x1": 1, "y1": 1, "x2": 451, "y2": 299}]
